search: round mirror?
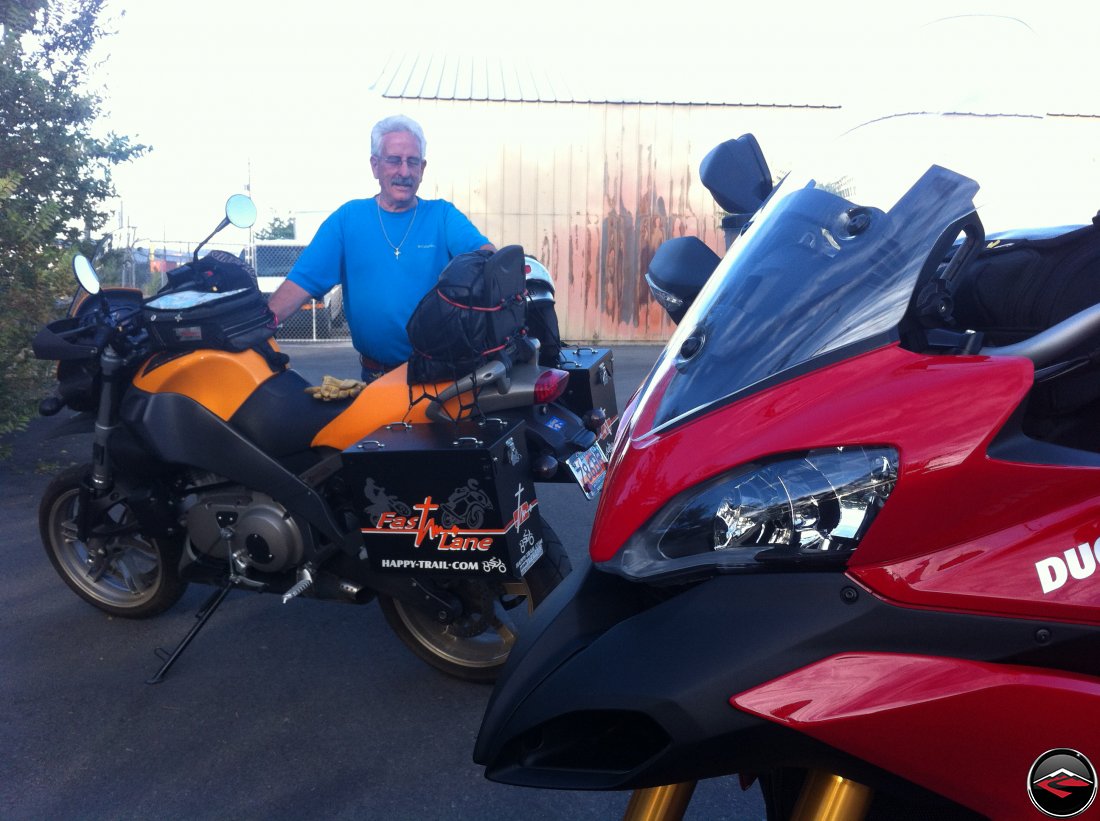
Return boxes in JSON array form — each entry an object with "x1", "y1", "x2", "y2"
[
  {"x1": 225, "y1": 194, "x2": 257, "y2": 229},
  {"x1": 72, "y1": 254, "x2": 101, "y2": 295}
]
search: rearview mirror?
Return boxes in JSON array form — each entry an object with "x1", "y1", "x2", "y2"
[
  {"x1": 72, "y1": 254, "x2": 101, "y2": 295},
  {"x1": 645, "y1": 237, "x2": 721, "y2": 325},
  {"x1": 700, "y1": 134, "x2": 773, "y2": 216},
  {"x1": 225, "y1": 194, "x2": 257, "y2": 229},
  {"x1": 194, "y1": 194, "x2": 258, "y2": 263}
]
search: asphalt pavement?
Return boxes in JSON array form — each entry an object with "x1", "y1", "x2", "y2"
[{"x1": 0, "y1": 342, "x2": 766, "y2": 820}]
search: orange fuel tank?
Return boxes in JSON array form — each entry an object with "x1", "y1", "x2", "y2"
[{"x1": 131, "y1": 344, "x2": 282, "y2": 421}]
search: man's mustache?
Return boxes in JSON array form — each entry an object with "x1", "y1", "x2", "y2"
[{"x1": 391, "y1": 175, "x2": 415, "y2": 186}]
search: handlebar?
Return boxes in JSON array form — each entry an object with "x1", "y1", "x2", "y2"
[
  {"x1": 980, "y1": 302, "x2": 1100, "y2": 369},
  {"x1": 33, "y1": 300, "x2": 146, "y2": 362}
]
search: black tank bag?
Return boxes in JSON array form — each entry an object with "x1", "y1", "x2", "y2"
[{"x1": 144, "y1": 251, "x2": 284, "y2": 369}]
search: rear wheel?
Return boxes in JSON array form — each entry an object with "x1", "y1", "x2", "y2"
[
  {"x1": 39, "y1": 465, "x2": 187, "y2": 618},
  {"x1": 377, "y1": 523, "x2": 571, "y2": 683}
]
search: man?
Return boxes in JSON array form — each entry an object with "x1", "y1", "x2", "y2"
[{"x1": 267, "y1": 115, "x2": 495, "y2": 381}]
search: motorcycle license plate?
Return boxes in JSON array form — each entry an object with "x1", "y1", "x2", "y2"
[{"x1": 566, "y1": 442, "x2": 607, "y2": 500}]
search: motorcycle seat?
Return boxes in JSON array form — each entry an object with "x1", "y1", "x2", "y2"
[{"x1": 228, "y1": 368, "x2": 350, "y2": 460}]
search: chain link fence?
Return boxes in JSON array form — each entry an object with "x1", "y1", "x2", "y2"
[
  {"x1": 277, "y1": 291, "x2": 348, "y2": 342},
  {"x1": 253, "y1": 241, "x2": 349, "y2": 342}
]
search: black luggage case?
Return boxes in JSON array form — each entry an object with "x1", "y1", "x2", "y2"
[
  {"x1": 143, "y1": 287, "x2": 273, "y2": 352},
  {"x1": 558, "y1": 347, "x2": 618, "y2": 423},
  {"x1": 344, "y1": 418, "x2": 545, "y2": 580}
]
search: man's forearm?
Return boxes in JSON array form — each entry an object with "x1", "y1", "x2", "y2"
[{"x1": 267, "y1": 279, "x2": 313, "y2": 324}]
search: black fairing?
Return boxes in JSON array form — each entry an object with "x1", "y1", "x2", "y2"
[
  {"x1": 474, "y1": 563, "x2": 1100, "y2": 792},
  {"x1": 108, "y1": 424, "x2": 176, "y2": 480},
  {"x1": 120, "y1": 387, "x2": 352, "y2": 549}
]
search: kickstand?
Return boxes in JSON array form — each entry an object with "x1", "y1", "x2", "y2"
[{"x1": 146, "y1": 583, "x2": 233, "y2": 684}]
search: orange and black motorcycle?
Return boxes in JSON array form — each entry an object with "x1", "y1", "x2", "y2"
[{"x1": 32, "y1": 196, "x2": 615, "y2": 683}]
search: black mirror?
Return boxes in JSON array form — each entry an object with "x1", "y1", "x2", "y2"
[
  {"x1": 72, "y1": 254, "x2": 101, "y2": 295},
  {"x1": 225, "y1": 194, "x2": 257, "y2": 229},
  {"x1": 700, "y1": 134, "x2": 773, "y2": 216},
  {"x1": 645, "y1": 237, "x2": 721, "y2": 324}
]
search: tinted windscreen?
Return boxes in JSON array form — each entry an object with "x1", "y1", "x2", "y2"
[{"x1": 643, "y1": 164, "x2": 979, "y2": 431}]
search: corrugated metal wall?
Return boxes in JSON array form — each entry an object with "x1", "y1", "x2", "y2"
[{"x1": 391, "y1": 99, "x2": 843, "y2": 342}]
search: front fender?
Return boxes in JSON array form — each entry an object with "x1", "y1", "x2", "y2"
[{"x1": 734, "y1": 653, "x2": 1100, "y2": 819}]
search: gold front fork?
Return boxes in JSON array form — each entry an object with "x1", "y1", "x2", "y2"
[
  {"x1": 621, "y1": 782, "x2": 697, "y2": 821},
  {"x1": 620, "y1": 771, "x2": 872, "y2": 821},
  {"x1": 790, "y1": 770, "x2": 873, "y2": 821}
]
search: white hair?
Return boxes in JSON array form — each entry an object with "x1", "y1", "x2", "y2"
[{"x1": 371, "y1": 115, "x2": 427, "y2": 158}]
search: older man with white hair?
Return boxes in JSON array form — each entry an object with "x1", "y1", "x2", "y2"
[{"x1": 267, "y1": 114, "x2": 495, "y2": 381}]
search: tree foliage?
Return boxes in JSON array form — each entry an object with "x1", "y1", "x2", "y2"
[
  {"x1": 0, "y1": 0, "x2": 145, "y2": 434},
  {"x1": 255, "y1": 215, "x2": 296, "y2": 240}
]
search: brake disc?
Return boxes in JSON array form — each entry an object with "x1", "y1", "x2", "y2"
[{"x1": 445, "y1": 580, "x2": 500, "y2": 638}]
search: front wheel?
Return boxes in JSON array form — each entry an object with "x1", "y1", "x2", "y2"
[
  {"x1": 39, "y1": 464, "x2": 187, "y2": 618},
  {"x1": 377, "y1": 523, "x2": 571, "y2": 683}
]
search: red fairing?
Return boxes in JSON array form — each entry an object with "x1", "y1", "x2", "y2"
[
  {"x1": 852, "y1": 533, "x2": 1100, "y2": 625},
  {"x1": 591, "y1": 342, "x2": 1032, "y2": 563},
  {"x1": 732, "y1": 653, "x2": 1100, "y2": 819},
  {"x1": 591, "y1": 341, "x2": 1100, "y2": 624}
]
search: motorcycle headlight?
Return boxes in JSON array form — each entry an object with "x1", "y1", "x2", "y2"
[{"x1": 599, "y1": 446, "x2": 898, "y2": 583}]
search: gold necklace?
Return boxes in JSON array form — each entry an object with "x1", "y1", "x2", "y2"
[{"x1": 377, "y1": 200, "x2": 418, "y2": 260}]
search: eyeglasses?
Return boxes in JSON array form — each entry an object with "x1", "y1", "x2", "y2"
[{"x1": 377, "y1": 155, "x2": 424, "y2": 170}]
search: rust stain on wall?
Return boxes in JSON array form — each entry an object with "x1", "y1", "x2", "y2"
[{"x1": 391, "y1": 98, "x2": 837, "y2": 341}]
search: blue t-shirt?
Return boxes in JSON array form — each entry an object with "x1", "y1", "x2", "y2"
[{"x1": 288, "y1": 197, "x2": 489, "y2": 364}]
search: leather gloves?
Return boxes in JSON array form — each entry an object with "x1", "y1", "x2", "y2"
[{"x1": 304, "y1": 375, "x2": 366, "y2": 401}]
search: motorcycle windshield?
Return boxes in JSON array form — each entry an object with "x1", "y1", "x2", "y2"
[{"x1": 639, "y1": 114, "x2": 986, "y2": 433}]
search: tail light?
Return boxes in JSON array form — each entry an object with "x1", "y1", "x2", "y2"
[{"x1": 534, "y1": 369, "x2": 570, "y2": 404}]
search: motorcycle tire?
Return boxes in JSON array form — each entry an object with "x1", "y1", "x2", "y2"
[
  {"x1": 377, "y1": 523, "x2": 571, "y2": 683},
  {"x1": 39, "y1": 464, "x2": 188, "y2": 618}
]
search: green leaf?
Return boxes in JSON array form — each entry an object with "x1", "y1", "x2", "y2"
[{"x1": 0, "y1": 0, "x2": 144, "y2": 434}]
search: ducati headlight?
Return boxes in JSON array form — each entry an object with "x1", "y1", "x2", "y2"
[{"x1": 601, "y1": 446, "x2": 898, "y2": 583}]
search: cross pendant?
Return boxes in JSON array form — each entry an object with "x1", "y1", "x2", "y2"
[{"x1": 394, "y1": 248, "x2": 401, "y2": 260}]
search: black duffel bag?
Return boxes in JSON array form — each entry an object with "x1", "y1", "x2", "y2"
[{"x1": 406, "y1": 245, "x2": 528, "y2": 384}]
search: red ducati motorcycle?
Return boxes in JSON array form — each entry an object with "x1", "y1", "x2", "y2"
[{"x1": 475, "y1": 107, "x2": 1100, "y2": 819}]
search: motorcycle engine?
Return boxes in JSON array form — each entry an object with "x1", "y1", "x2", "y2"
[{"x1": 184, "y1": 489, "x2": 305, "y2": 573}]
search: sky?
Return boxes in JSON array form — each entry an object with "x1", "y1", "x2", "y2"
[{"x1": 86, "y1": 0, "x2": 1099, "y2": 248}]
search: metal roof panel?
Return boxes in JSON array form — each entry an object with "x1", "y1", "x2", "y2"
[{"x1": 367, "y1": 51, "x2": 1099, "y2": 116}]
